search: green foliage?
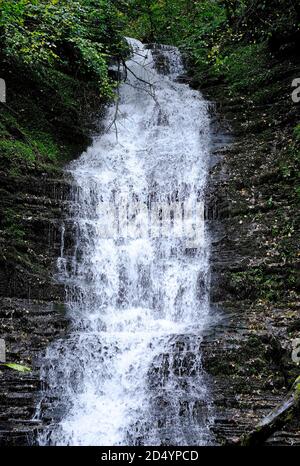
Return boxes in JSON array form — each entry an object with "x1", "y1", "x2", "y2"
[
  {"x1": 0, "y1": 1, "x2": 130, "y2": 176},
  {"x1": 217, "y1": 43, "x2": 268, "y2": 94},
  {"x1": 294, "y1": 124, "x2": 300, "y2": 142},
  {"x1": 122, "y1": 0, "x2": 299, "y2": 83},
  {"x1": 122, "y1": 0, "x2": 227, "y2": 66},
  {"x1": 1, "y1": 363, "x2": 31, "y2": 372},
  {"x1": 0, "y1": 0, "x2": 126, "y2": 97}
]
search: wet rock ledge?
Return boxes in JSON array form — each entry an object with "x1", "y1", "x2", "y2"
[
  {"x1": 202, "y1": 52, "x2": 300, "y2": 445},
  {"x1": 0, "y1": 171, "x2": 70, "y2": 445}
]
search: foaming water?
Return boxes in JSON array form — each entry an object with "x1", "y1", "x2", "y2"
[{"x1": 36, "y1": 39, "x2": 213, "y2": 446}]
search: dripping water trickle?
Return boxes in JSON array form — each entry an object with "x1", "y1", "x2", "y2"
[{"x1": 36, "y1": 39, "x2": 214, "y2": 446}]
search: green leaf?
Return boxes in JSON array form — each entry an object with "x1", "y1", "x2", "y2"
[{"x1": 1, "y1": 363, "x2": 31, "y2": 373}]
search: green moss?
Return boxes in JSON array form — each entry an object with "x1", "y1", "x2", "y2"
[
  {"x1": 229, "y1": 268, "x2": 296, "y2": 302},
  {"x1": 1, "y1": 208, "x2": 25, "y2": 243},
  {"x1": 0, "y1": 140, "x2": 35, "y2": 162},
  {"x1": 0, "y1": 133, "x2": 61, "y2": 172},
  {"x1": 294, "y1": 124, "x2": 300, "y2": 142},
  {"x1": 0, "y1": 69, "x2": 101, "y2": 175},
  {"x1": 218, "y1": 43, "x2": 269, "y2": 95}
]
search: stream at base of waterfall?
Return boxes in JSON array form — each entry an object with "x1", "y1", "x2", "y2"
[{"x1": 35, "y1": 39, "x2": 214, "y2": 446}]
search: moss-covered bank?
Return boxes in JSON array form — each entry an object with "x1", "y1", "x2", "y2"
[{"x1": 193, "y1": 33, "x2": 300, "y2": 445}]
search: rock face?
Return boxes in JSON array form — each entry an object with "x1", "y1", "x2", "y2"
[
  {"x1": 201, "y1": 53, "x2": 300, "y2": 445},
  {"x1": 0, "y1": 171, "x2": 70, "y2": 445},
  {"x1": 0, "y1": 49, "x2": 299, "y2": 446}
]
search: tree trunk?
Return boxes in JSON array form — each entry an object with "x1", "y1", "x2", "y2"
[{"x1": 239, "y1": 376, "x2": 300, "y2": 446}]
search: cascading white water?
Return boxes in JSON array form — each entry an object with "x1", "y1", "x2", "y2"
[{"x1": 36, "y1": 39, "x2": 213, "y2": 446}]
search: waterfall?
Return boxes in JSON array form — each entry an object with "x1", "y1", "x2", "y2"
[{"x1": 36, "y1": 39, "x2": 213, "y2": 446}]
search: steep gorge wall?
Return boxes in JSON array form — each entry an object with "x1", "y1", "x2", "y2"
[
  {"x1": 0, "y1": 170, "x2": 70, "y2": 445},
  {"x1": 0, "y1": 40, "x2": 299, "y2": 446},
  {"x1": 201, "y1": 49, "x2": 300, "y2": 445}
]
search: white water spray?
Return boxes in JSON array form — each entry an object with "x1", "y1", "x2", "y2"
[{"x1": 37, "y1": 39, "x2": 213, "y2": 446}]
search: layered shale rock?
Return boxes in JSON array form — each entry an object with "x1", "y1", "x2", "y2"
[
  {"x1": 0, "y1": 171, "x2": 70, "y2": 445},
  {"x1": 202, "y1": 52, "x2": 300, "y2": 445}
]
